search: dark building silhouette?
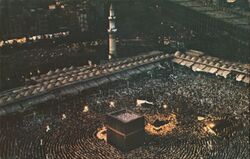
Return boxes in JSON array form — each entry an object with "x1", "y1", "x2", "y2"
[{"x1": 0, "y1": 0, "x2": 106, "y2": 40}]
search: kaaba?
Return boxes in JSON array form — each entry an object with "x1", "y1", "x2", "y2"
[{"x1": 106, "y1": 109, "x2": 145, "y2": 152}]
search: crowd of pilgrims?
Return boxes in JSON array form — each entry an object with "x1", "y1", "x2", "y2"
[{"x1": 0, "y1": 63, "x2": 249, "y2": 159}]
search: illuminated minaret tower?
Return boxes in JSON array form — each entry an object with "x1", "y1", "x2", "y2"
[{"x1": 108, "y1": 4, "x2": 117, "y2": 59}]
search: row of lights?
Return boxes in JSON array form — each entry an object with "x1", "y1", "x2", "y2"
[{"x1": 0, "y1": 31, "x2": 70, "y2": 47}]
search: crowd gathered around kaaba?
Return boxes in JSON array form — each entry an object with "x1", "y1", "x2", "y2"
[{"x1": 0, "y1": 62, "x2": 248, "y2": 159}]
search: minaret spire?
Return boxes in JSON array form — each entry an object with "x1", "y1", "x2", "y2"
[{"x1": 108, "y1": 3, "x2": 117, "y2": 60}]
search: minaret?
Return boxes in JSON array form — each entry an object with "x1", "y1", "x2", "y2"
[{"x1": 108, "y1": 4, "x2": 117, "y2": 59}]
